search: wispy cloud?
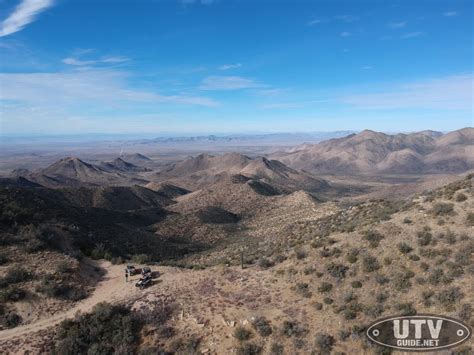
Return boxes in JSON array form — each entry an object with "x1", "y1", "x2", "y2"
[
  {"x1": 0, "y1": 68, "x2": 219, "y2": 107},
  {"x1": 0, "y1": 0, "x2": 54, "y2": 37},
  {"x1": 261, "y1": 99, "x2": 330, "y2": 110},
  {"x1": 443, "y1": 11, "x2": 457, "y2": 17},
  {"x1": 218, "y1": 63, "x2": 242, "y2": 70},
  {"x1": 341, "y1": 74, "x2": 472, "y2": 110},
  {"x1": 401, "y1": 31, "x2": 424, "y2": 39},
  {"x1": 340, "y1": 32, "x2": 352, "y2": 37},
  {"x1": 199, "y1": 75, "x2": 262, "y2": 90},
  {"x1": 388, "y1": 21, "x2": 406, "y2": 29},
  {"x1": 307, "y1": 18, "x2": 326, "y2": 26},
  {"x1": 334, "y1": 15, "x2": 359, "y2": 23},
  {"x1": 62, "y1": 55, "x2": 130, "y2": 66}
]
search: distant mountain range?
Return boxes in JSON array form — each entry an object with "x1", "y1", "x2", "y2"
[{"x1": 273, "y1": 127, "x2": 473, "y2": 175}]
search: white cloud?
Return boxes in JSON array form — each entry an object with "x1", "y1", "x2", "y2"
[
  {"x1": 307, "y1": 18, "x2": 324, "y2": 26},
  {"x1": 0, "y1": 69, "x2": 219, "y2": 107},
  {"x1": 401, "y1": 31, "x2": 424, "y2": 39},
  {"x1": 388, "y1": 21, "x2": 406, "y2": 29},
  {"x1": 341, "y1": 74, "x2": 472, "y2": 110},
  {"x1": 443, "y1": 11, "x2": 457, "y2": 17},
  {"x1": 199, "y1": 76, "x2": 262, "y2": 90},
  {"x1": 0, "y1": 0, "x2": 54, "y2": 37},
  {"x1": 340, "y1": 32, "x2": 352, "y2": 37},
  {"x1": 62, "y1": 55, "x2": 130, "y2": 66},
  {"x1": 218, "y1": 63, "x2": 242, "y2": 70}
]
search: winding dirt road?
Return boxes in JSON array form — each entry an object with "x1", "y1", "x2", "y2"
[{"x1": 0, "y1": 260, "x2": 134, "y2": 342}]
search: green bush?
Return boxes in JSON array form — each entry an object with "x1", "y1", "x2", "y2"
[
  {"x1": 318, "y1": 282, "x2": 333, "y2": 293},
  {"x1": 395, "y1": 302, "x2": 417, "y2": 316},
  {"x1": 398, "y1": 242, "x2": 413, "y2": 254},
  {"x1": 252, "y1": 316, "x2": 272, "y2": 337},
  {"x1": 257, "y1": 257, "x2": 274, "y2": 269},
  {"x1": 131, "y1": 254, "x2": 151, "y2": 264},
  {"x1": 362, "y1": 255, "x2": 380, "y2": 272},
  {"x1": 466, "y1": 212, "x2": 474, "y2": 226},
  {"x1": 0, "y1": 266, "x2": 31, "y2": 287},
  {"x1": 431, "y1": 203, "x2": 454, "y2": 216},
  {"x1": 351, "y1": 281, "x2": 362, "y2": 288},
  {"x1": 0, "y1": 307, "x2": 22, "y2": 328},
  {"x1": 455, "y1": 193, "x2": 467, "y2": 202},
  {"x1": 417, "y1": 230, "x2": 432, "y2": 246},
  {"x1": 234, "y1": 326, "x2": 252, "y2": 341},
  {"x1": 346, "y1": 249, "x2": 359, "y2": 263},
  {"x1": 364, "y1": 231, "x2": 384, "y2": 248},
  {"x1": 437, "y1": 287, "x2": 464, "y2": 307},
  {"x1": 0, "y1": 287, "x2": 26, "y2": 302},
  {"x1": 236, "y1": 342, "x2": 262, "y2": 355},
  {"x1": 281, "y1": 320, "x2": 306, "y2": 337},
  {"x1": 54, "y1": 303, "x2": 141, "y2": 354},
  {"x1": 0, "y1": 253, "x2": 9, "y2": 265},
  {"x1": 326, "y1": 263, "x2": 349, "y2": 279},
  {"x1": 315, "y1": 333, "x2": 335, "y2": 353}
]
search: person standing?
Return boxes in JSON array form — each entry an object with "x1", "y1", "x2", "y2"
[{"x1": 125, "y1": 269, "x2": 129, "y2": 283}]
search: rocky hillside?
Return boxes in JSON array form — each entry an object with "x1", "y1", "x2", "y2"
[{"x1": 274, "y1": 127, "x2": 474, "y2": 175}]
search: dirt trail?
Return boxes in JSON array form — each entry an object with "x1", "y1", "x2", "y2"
[{"x1": 0, "y1": 260, "x2": 136, "y2": 342}]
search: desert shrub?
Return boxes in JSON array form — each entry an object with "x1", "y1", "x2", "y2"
[
  {"x1": 393, "y1": 272, "x2": 412, "y2": 291},
  {"x1": 458, "y1": 304, "x2": 472, "y2": 322},
  {"x1": 169, "y1": 335, "x2": 200, "y2": 354},
  {"x1": 417, "y1": 230, "x2": 432, "y2": 246},
  {"x1": 383, "y1": 256, "x2": 392, "y2": 265},
  {"x1": 0, "y1": 287, "x2": 26, "y2": 302},
  {"x1": 54, "y1": 303, "x2": 141, "y2": 354},
  {"x1": 467, "y1": 212, "x2": 474, "y2": 226},
  {"x1": 326, "y1": 263, "x2": 349, "y2": 279},
  {"x1": 431, "y1": 203, "x2": 454, "y2": 216},
  {"x1": 281, "y1": 320, "x2": 306, "y2": 337},
  {"x1": 56, "y1": 261, "x2": 73, "y2": 274},
  {"x1": 420, "y1": 262, "x2": 430, "y2": 271},
  {"x1": 257, "y1": 257, "x2": 274, "y2": 269},
  {"x1": 409, "y1": 254, "x2": 420, "y2": 261},
  {"x1": 364, "y1": 230, "x2": 384, "y2": 248},
  {"x1": 314, "y1": 302, "x2": 323, "y2": 310},
  {"x1": 236, "y1": 342, "x2": 262, "y2": 355},
  {"x1": 428, "y1": 268, "x2": 452, "y2": 285},
  {"x1": 395, "y1": 302, "x2": 417, "y2": 316},
  {"x1": 315, "y1": 333, "x2": 335, "y2": 353},
  {"x1": 351, "y1": 280, "x2": 362, "y2": 288},
  {"x1": 295, "y1": 249, "x2": 307, "y2": 260},
  {"x1": 446, "y1": 262, "x2": 464, "y2": 279},
  {"x1": 422, "y1": 290, "x2": 434, "y2": 306},
  {"x1": 375, "y1": 274, "x2": 389, "y2": 285},
  {"x1": 376, "y1": 292, "x2": 388, "y2": 303},
  {"x1": 362, "y1": 255, "x2": 380, "y2": 272},
  {"x1": 456, "y1": 193, "x2": 467, "y2": 202},
  {"x1": 318, "y1": 282, "x2": 333, "y2": 293},
  {"x1": 37, "y1": 277, "x2": 87, "y2": 301},
  {"x1": 294, "y1": 283, "x2": 312, "y2": 298},
  {"x1": 0, "y1": 253, "x2": 8, "y2": 265},
  {"x1": 269, "y1": 343, "x2": 284, "y2": 355},
  {"x1": 323, "y1": 297, "x2": 333, "y2": 304},
  {"x1": 437, "y1": 287, "x2": 464, "y2": 307},
  {"x1": 364, "y1": 304, "x2": 384, "y2": 318},
  {"x1": 131, "y1": 254, "x2": 151, "y2": 264},
  {"x1": 339, "y1": 329, "x2": 351, "y2": 341},
  {"x1": 0, "y1": 307, "x2": 22, "y2": 328},
  {"x1": 234, "y1": 326, "x2": 252, "y2": 341},
  {"x1": 455, "y1": 246, "x2": 473, "y2": 265},
  {"x1": 398, "y1": 242, "x2": 413, "y2": 254},
  {"x1": 0, "y1": 266, "x2": 31, "y2": 287},
  {"x1": 252, "y1": 316, "x2": 272, "y2": 337},
  {"x1": 111, "y1": 256, "x2": 124, "y2": 265},
  {"x1": 346, "y1": 249, "x2": 359, "y2": 263},
  {"x1": 403, "y1": 217, "x2": 412, "y2": 224}
]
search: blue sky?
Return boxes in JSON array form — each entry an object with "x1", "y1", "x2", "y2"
[{"x1": 0, "y1": 0, "x2": 472, "y2": 135}]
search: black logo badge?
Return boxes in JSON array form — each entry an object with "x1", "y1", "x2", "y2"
[{"x1": 366, "y1": 314, "x2": 471, "y2": 351}]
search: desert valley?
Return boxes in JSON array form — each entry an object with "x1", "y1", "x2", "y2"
[{"x1": 0, "y1": 128, "x2": 472, "y2": 354}]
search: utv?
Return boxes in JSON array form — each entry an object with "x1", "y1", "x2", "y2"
[
  {"x1": 126, "y1": 265, "x2": 140, "y2": 275},
  {"x1": 135, "y1": 274, "x2": 152, "y2": 290}
]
